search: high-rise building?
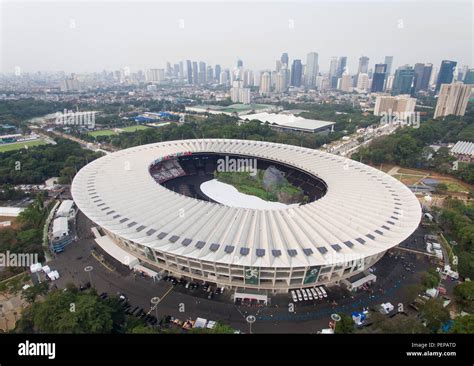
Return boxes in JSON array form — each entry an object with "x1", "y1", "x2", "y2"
[
  {"x1": 275, "y1": 70, "x2": 288, "y2": 93},
  {"x1": 192, "y1": 62, "x2": 198, "y2": 85},
  {"x1": 276, "y1": 60, "x2": 282, "y2": 72},
  {"x1": 434, "y1": 82, "x2": 472, "y2": 118},
  {"x1": 391, "y1": 65, "x2": 415, "y2": 96},
  {"x1": 214, "y1": 64, "x2": 221, "y2": 82},
  {"x1": 290, "y1": 59, "x2": 303, "y2": 87},
  {"x1": 239, "y1": 88, "x2": 251, "y2": 104},
  {"x1": 260, "y1": 72, "x2": 271, "y2": 95},
  {"x1": 356, "y1": 73, "x2": 369, "y2": 92},
  {"x1": 198, "y1": 62, "x2": 207, "y2": 84},
  {"x1": 374, "y1": 95, "x2": 417, "y2": 119},
  {"x1": 413, "y1": 63, "x2": 433, "y2": 92},
  {"x1": 371, "y1": 64, "x2": 387, "y2": 92},
  {"x1": 219, "y1": 70, "x2": 228, "y2": 85},
  {"x1": 337, "y1": 57, "x2": 347, "y2": 77},
  {"x1": 464, "y1": 69, "x2": 474, "y2": 84},
  {"x1": 281, "y1": 53, "x2": 289, "y2": 68},
  {"x1": 305, "y1": 52, "x2": 319, "y2": 88},
  {"x1": 384, "y1": 56, "x2": 394, "y2": 76},
  {"x1": 179, "y1": 62, "x2": 185, "y2": 82},
  {"x1": 329, "y1": 57, "x2": 338, "y2": 88},
  {"x1": 206, "y1": 66, "x2": 214, "y2": 84},
  {"x1": 357, "y1": 56, "x2": 370, "y2": 74},
  {"x1": 339, "y1": 73, "x2": 352, "y2": 92},
  {"x1": 146, "y1": 69, "x2": 165, "y2": 84},
  {"x1": 435, "y1": 60, "x2": 457, "y2": 92},
  {"x1": 186, "y1": 60, "x2": 193, "y2": 84},
  {"x1": 237, "y1": 59, "x2": 243, "y2": 68}
]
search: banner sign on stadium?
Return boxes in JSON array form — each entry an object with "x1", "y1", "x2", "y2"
[
  {"x1": 303, "y1": 266, "x2": 321, "y2": 284},
  {"x1": 244, "y1": 267, "x2": 260, "y2": 285},
  {"x1": 154, "y1": 151, "x2": 192, "y2": 162}
]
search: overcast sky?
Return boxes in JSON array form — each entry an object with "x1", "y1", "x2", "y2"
[{"x1": 0, "y1": 0, "x2": 472, "y2": 74}]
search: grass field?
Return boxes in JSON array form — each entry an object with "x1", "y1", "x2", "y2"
[
  {"x1": 88, "y1": 125, "x2": 150, "y2": 137},
  {"x1": 0, "y1": 139, "x2": 48, "y2": 153},
  {"x1": 437, "y1": 180, "x2": 469, "y2": 193},
  {"x1": 393, "y1": 174, "x2": 423, "y2": 185}
]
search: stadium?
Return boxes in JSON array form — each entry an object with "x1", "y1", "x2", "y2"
[{"x1": 71, "y1": 139, "x2": 422, "y2": 294}]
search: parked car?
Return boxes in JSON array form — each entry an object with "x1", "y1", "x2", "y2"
[
  {"x1": 290, "y1": 290, "x2": 298, "y2": 302},
  {"x1": 310, "y1": 288, "x2": 319, "y2": 299},
  {"x1": 295, "y1": 289, "x2": 303, "y2": 301},
  {"x1": 306, "y1": 289, "x2": 314, "y2": 300},
  {"x1": 301, "y1": 289, "x2": 308, "y2": 301}
]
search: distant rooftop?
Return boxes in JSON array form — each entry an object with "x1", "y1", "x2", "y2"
[
  {"x1": 242, "y1": 112, "x2": 335, "y2": 133},
  {"x1": 451, "y1": 141, "x2": 474, "y2": 157}
]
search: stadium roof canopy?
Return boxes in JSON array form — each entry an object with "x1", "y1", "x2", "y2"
[{"x1": 71, "y1": 139, "x2": 421, "y2": 268}]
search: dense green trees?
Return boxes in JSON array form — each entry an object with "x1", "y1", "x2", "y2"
[
  {"x1": 0, "y1": 195, "x2": 48, "y2": 280},
  {"x1": 420, "y1": 298, "x2": 450, "y2": 333},
  {"x1": 450, "y1": 315, "x2": 474, "y2": 333},
  {"x1": 352, "y1": 107, "x2": 474, "y2": 183},
  {"x1": 17, "y1": 288, "x2": 115, "y2": 333},
  {"x1": 438, "y1": 199, "x2": 474, "y2": 279},
  {"x1": 453, "y1": 281, "x2": 474, "y2": 313},
  {"x1": 0, "y1": 138, "x2": 103, "y2": 185}
]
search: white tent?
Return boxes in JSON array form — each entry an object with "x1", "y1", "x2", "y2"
[
  {"x1": 42, "y1": 265, "x2": 51, "y2": 274},
  {"x1": 30, "y1": 262, "x2": 42, "y2": 273},
  {"x1": 193, "y1": 317, "x2": 207, "y2": 328}
]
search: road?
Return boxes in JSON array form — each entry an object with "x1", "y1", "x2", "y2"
[{"x1": 45, "y1": 210, "x2": 439, "y2": 333}]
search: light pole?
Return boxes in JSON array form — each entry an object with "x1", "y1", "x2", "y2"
[
  {"x1": 150, "y1": 296, "x2": 161, "y2": 323},
  {"x1": 331, "y1": 313, "x2": 341, "y2": 333},
  {"x1": 246, "y1": 315, "x2": 256, "y2": 334},
  {"x1": 84, "y1": 265, "x2": 93, "y2": 287}
]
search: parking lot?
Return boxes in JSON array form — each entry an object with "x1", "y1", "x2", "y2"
[{"x1": 47, "y1": 211, "x2": 440, "y2": 333}]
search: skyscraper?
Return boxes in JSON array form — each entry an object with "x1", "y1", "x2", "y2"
[
  {"x1": 305, "y1": 52, "x2": 319, "y2": 88},
  {"x1": 186, "y1": 60, "x2": 193, "y2": 84},
  {"x1": 357, "y1": 56, "x2": 370, "y2": 74},
  {"x1": 281, "y1": 53, "x2": 289, "y2": 68},
  {"x1": 329, "y1": 57, "x2": 338, "y2": 88},
  {"x1": 290, "y1": 59, "x2": 303, "y2": 87},
  {"x1": 384, "y1": 56, "x2": 394, "y2": 75},
  {"x1": 214, "y1": 64, "x2": 221, "y2": 82},
  {"x1": 192, "y1": 62, "x2": 198, "y2": 85},
  {"x1": 391, "y1": 65, "x2": 415, "y2": 96},
  {"x1": 435, "y1": 60, "x2": 457, "y2": 92},
  {"x1": 371, "y1": 64, "x2": 387, "y2": 92},
  {"x1": 198, "y1": 62, "x2": 206, "y2": 84},
  {"x1": 413, "y1": 63, "x2": 433, "y2": 92},
  {"x1": 339, "y1": 73, "x2": 352, "y2": 92},
  {"x1": 434, "y1": 82, "x2": 472, "y2": 118},
  {"x1": 237, "y1": 59, "x2": 243, "y2": 68},
  {"x1": 464, "y1": 69, "x2": 474, "y2": 84},
  {"x1": 337, "y1": 57, "x2": 347, "y2": 77},
  {"x1": 260, "y1": 72, "x2": 271, "y2": 95}
]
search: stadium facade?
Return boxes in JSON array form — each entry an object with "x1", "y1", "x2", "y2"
[{"x1": 71, "y1": 139, "x2": 421, "y2": 293}]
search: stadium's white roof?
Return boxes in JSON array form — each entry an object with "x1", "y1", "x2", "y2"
[
  {"x1": 71, "y1": 139, "x2": 421, "y2": 268},
  {"x1": 242, "y1": 112, "x2": 335, "y2": 132},
  {"x1": 451, "y1": 141, "x2": 474, "y2": 157}
]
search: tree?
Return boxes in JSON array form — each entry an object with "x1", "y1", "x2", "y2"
[
  {"x1": 435, "y1": 183, "x2": 448, "y2": 194},
  {"x1": 453, "y1": 281, "x2": 474, "y2": 313},
  {"x1": 21, "y1": 282, "x2": 49, "y2": 303},
  {"x1": 420, "y1": 298, "x2": 450, "y2": 333},
  {"x1": 25, "y1": 289, "x2": 115, "y2": 333},
  {"x1": 369, "y1": 312, "x2": 427, "y2": 334},
  {"x1": 450, "y1": 315, "x2": 474, "y2": 334},
  {"x1": 421, "y1": 269, "x2": 440, "y2": 290},
  {"x1": 334, "y1": 313, "x2": 355, "y2": 334}
]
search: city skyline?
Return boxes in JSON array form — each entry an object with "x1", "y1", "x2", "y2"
[{"x1": 1, "y1": 0, "x2": 472, "y2": 74}]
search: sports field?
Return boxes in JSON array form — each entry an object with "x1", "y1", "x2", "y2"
[
  {"x1": 0, "y1": 139, "x2": 48, "y2": 153},
  {"x1": 88, "y1": 125, "x2": 150, "y2": 137}
]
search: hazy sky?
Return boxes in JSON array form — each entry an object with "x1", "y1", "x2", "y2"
[{"x1": 1, "y1": 0, "x2": 472, "y2": 74}]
